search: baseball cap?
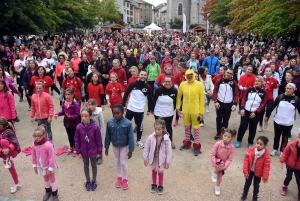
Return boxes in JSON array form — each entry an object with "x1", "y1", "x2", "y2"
[{"x1": 293, "y1": 66, "x2": 300, "y2": 72}]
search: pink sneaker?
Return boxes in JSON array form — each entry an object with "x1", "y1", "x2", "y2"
[
  {"x1": 122, "y1": 179, "x2": 129, "y2": 190},
  {"x1": 115, "y1": 177, "x2": 122, "y2": 188},
  {"x1": 173, "y1": 120, "x2": 178, "y2": 127},
  {"x1": 280, "y1": 186, "x2": 287, "y2": 196}
]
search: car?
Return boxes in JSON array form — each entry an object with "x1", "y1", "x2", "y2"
[{"x1": 136, "y1": 24, "x2": 145, "y2": 28}]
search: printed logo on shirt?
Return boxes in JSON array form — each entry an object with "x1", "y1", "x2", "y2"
[
  {"x1": 170, "y1": 94, "x2": 175, "y2": 97},
  {"x1": 142, "y1": 88, "x2": 148, "y2": 93},
  {"x1": 228, "y1": 81, "x2": 233, "y2": 85}
]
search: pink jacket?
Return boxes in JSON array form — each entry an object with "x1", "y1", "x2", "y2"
[
  {"x1": 32, "y1": 141, "x2": 56, "y2": 171},
  {"x1": 143, "y1": 132, "x2": 172, "y2": 166},
  {"x1": 30, "y1": 92, "x2": 54, "y2": 119},
  {"x1": 211, "y1": 140, "x2": 235, "y2": 169},
  {"x1": 0, "y1": 90, "x2": 16, "y2": 120}
]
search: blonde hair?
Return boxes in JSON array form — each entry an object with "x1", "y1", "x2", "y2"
[
  {"x1": 255, "y1": 75, "x2": 264, "y2": 84},
  {"x1": 35, "y1": 81, "x2": 45, "y2": 88},
  {"x1": 130, "y1": 66, "x2": 138, "y2": 73},
  {"x1": 34, "y1": 124, "x2": 46, "y2": 135}
]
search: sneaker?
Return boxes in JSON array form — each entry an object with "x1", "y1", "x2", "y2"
[
  {"x1": 171, "y1": 141, "x2": 176, "y2": 149},
  {"x1": 115, "y1": 177, "x2": 122, "y2": 188},
  {"x1": 264, "y1": 121, "x2": 268, "y2": 129},
  {"x1": 66, "y1": 149, "x2": 72, "y2": 155},
  {"x1": 122, "y1": 179, "x2": 129, "y2": 190},
  {"x1": 85, "y1": 181, "x2": 91, "y2": 191},
  {"x1": 215, "y1": 186, "x2": 221, "y2": 196},
  {"x1": 200, "y1": 120, "x2": 204, "y2": 127},
  {"x1": 211, "y1": 172, "x2": 217, "y2": 183},
  {"x1": 214, "y1": 134, "x2": 221, "y2": 140},
  {"x1": 150, "y1": 184, "x2": 157, "y2": 193},
  {"x1": 206, "y1": 106, "x2": 210, "y2": 113},
  {"x1": 28, "y1": 107, "x2": 31, "y2": 111},
  {"x1": 19, "y1": 97, "x2": 23, "y2": 102},
  {"x1": 280, "y1": 186, "x2": 287, "y2": 196},
  {"x1": 158, "y1": 186, "x2": 164, "y2": 195},
  {"x1": 240, "y1": 194, "x2": 247, "y2": 201},
  {"x1": 252, "y1": 195, "x2": 258, "y2": 201},
  {"x1": 72, "y1": 150, "x2": 76, "y2": 157},
  {"x1": 10, "y1": 183, "x2": 21, "y2": 194},
  {"x1": 136, "y1": 140, "x2": 144, "y2": 149},
  {"x1": 173, "y1": 120, "x2": 178, "y2": 127},
  {"x1": 97, "y1": 156, "x2": 102, "y2": 165},
  {"x1": 248, "y1": 143, "x2": 253, "y2": 148},
  {"x1": 4, "y1": 158, "x2": 12, "y2": 168},
  {"x1": 91, "y1": 181, "x2": 98, "y2": 191},
  {"x1": 235, "y1": 141, "x2": 241, "y2": 148},
  {"x1": 258, "y1": 125, "x2": 262, "y2": 132},
  {"x1": 270, "y1": 150, "x2": 278, "y2": 156}
]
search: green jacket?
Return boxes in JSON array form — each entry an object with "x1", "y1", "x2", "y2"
[{"x1": 146, "y1": 62, "x2": 161, "y2": 81}]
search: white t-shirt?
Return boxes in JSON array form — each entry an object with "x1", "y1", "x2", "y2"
[
  {"x1": 14, "y1": 59, "x2": 26, "y2": 78},
  {"x1": 42, "y1": 58, "x2": 54, "y2": 72}
]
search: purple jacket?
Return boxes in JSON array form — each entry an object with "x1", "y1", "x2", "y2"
[
  {"x1": 22, "y1": 69, "x2": 34, "y2": 91},
  {"x1": 75, "y1": 120, "x2": 103, "y2": 158},
  {"x1": 0, "y1": 76, "x2": 19, "y2": 95},
  {"x1": 143, "y1": 131, "x2": 172, "y2": 166},
  {"x1": 56, "y1": 100, "x2": 80, "y2": 128}
]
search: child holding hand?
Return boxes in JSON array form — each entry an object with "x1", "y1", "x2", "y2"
[
  {"x1": 211, "y1": 127, "x2": 235, "y2": 196},
  {"x1": 143, "y1": 119, "x2": 172, "y2": 195},
  {"x1": 240, "y1": 136, "x2": 270, "y2": 201}
]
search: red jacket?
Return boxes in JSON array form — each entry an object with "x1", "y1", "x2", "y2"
[
  {"x1": 30, "y1": 91, "x2": 54, "y2": 119},
  {"x1": 243, "y1": 146, "x2": 270, "y2": 180},
  {"x1": 0, "y1": 91, "x2": 16, "y2": 120},
  {"x1": 109, "y1": 67, "x2": 127, "y2": 87},
  {"x1": 61, "y1": 77, "x2": 83, "y2": 101},
  {"x1": 155, "y1": 73, "x2": 175, "y2": 86},
  {"x1": 160, "y1": 58, "x2": 172, "y2": 73},
  {"x1": 212, "y1": 74, "x2": 222, "y2": 84},
  {"x1": 174, "y1": 71, "x2": 186, "y2": 87},
  {"x1": 238, "y1": 73, "x2": 256, "y2": 99},
  {"x1": 280, "y1": 140, "x2": 300, "y2": 170},
  {"x1": 30, "y1": 75, "x2": 53, "y2": 94}
]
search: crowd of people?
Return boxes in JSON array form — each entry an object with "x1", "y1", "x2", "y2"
[{"x1": 0, "y1": 31, "x2": 300, "y2": 201}]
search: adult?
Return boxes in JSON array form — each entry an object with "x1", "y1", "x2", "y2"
[
  {"x1": 13, "y1": 52, "x2": 26, "y2": 101},
  {"x1": 122, "y1": 70, "x2": 153, "y2": 149},
  {"x1": 238, "y1": 65, "x2": 256, "y2": 109},
  {"x1": 154, "y1": 65, "x2": 174, "y2": 89},
  {"x1": 236, "y1": 76, "x2": 268, "y2": 148},
  {"x1": 152, "y1": 76, "x2": 177, "y2": 149},
  {"x1": 281, "y1": 58, "x2": 297, "y2": 84},
  {"x1": 109, "y1": 59, "x2": 127, "y2": 88},
  {"x1": 78, "y1": 54, "x2": 90, "y2": 81},
  {"x1": 202, "y1": 49, "x2": 220, "y2": 76},
  {"x1": 213, "y1": 68, "x2": 239, "y2": 140},
  {"x1": 23, "y1": 60, "x2": 37, "y2": 110},
  {"x1": 54, "y1": 53, "x2": 67, "y2": 87},
  {"x1": 265, "y1": 83, "x2": 300, "y2": 157},
  {"x1": 198, "y1": 66, "x2": 214, "y2": 113},
  {"x1": 146, "y1": 56, "x2": 161, "y2": 91},
  {"x1": 98, "y1": 58, "x2": 111, "y2": 90},
  {"x1": 176, "y1": 68, "x2": 205, "y2": 156},
  {"x1": 160, "y1": 52, "x2": 172, "y2": 73},
  {"x1": 292, "y1": 66, "x2": 300, "y2": 98},
  {"x1": 70, "y1": 52, "x2": 82, "y2": 75},
  {"x1": 29, "y1": 66, "x2": 54, "y2": 95},
  {"x1": 0, "y1": 66, "x2": 20, "y2": 96},
  {"x1": 125, "y1": 50, "x2": 137, "y2": 67}
]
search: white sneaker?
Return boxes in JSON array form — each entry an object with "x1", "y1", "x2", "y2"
[
  {"x1": 257, "y1": 125, "x2": 262, "y2": 132},
  {"x1": 136, "y1": 140, "x2": 144, "y2": 149},
  {"x1": 4, "y1": 158, "x2": 12, "y2": 169},
  {"x1": 200, "y1": 122, "x2": 204, "y2": 127},
  {"x1": 270, "y1": 150, "x2": 278, "y2": 156},
  {"x1": 211, "y1": 172, "x2": 217, "y2": 183},
  {"x1": 28, "y1": 107, "x2": 31, "y2": 111},
  {"x1": 264, "y1": 121, "x2": 268, "y2": 130},
  {"x1": 11, "y1": 183, "x2": 21, "y2": 194},
  {"x1": 206, "y1": 106, "x2": 210, "y2": 113},
  {"x1": 215, "y1": 186, "x2": 221, "y2": 196}
]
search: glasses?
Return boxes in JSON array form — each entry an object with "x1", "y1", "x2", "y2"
[
  {"x1": 226, "y1": 72, "x2": 233, "y2": 75},
  {"x1": 32, "y1": 135, "x2": 44, "y2": 138}
]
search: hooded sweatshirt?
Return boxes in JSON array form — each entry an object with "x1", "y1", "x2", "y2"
[{"x1": 92, "y1": 107, "x2": 105, "y2": 138}]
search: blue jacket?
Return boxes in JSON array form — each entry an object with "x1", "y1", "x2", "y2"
[
  {"x1": 74, "y1": 120, "x2": 103, "y2": 157},
  {"x1": 202, "y1": 56, "x2": 220, "y2": 75},
  {"x1": 105, "y1": 117, "x2": 135, "y2": 152},
  {"x1": 187, "y1": 59, "x2": 200, "y2": 72}
]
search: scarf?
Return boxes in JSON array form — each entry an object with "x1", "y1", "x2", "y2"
[
  {"x1": 254, "y1": 147, "x2": 265, "y2": 165},
  {"x1": 34, "y1": 136, "x2": 48, "y2": 146},
  {"x1": 140, "y1": 53, "x2": 144, "y2": 63}
]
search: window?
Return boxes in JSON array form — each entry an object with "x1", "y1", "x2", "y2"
[
  {"x1": 130, "y1": 11, "x2": 133, "y2": 15},
  {"x1": 127, "y1": 10, "x2": 129, "y2": 15},
  {"x1": 178, "y1": 3, "x2": 182, "y2": 15},
  {"x1": 127, "y1": 3, "x2": 129, "y2": 7}
]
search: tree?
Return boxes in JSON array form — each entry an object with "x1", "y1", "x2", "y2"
[
  {"x1": 209, "y1": 0, "x2": 231, "y2": 27},
  {"x1": 169, "y1": 17, "x2": 183, "y2": 29}
]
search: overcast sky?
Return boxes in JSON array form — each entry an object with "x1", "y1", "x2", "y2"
[{"x1": 143, "y1": 0, "x2": 166, "y2": 7}]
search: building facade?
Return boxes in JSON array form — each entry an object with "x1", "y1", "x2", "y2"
[{"x1": 153, "y1": 3, "x2": 167, "y2": 28}]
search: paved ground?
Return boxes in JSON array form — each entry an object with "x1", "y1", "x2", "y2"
[{"x1": 0, "y1": 92, "x2": 299, "y2": 201}]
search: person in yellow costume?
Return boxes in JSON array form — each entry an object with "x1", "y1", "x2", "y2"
[{"x1": 176, "y1": 67, "x2": 205, "y2": 156}]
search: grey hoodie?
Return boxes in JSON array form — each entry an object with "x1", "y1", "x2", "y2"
[{"x1": 92, "y1": 107, "x2": 105, "y2": 138}]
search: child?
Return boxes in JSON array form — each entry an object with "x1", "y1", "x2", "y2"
[
  {"x1": 143, "y1": 119, "x2": 172, "y2": 195},
  {"x1": 74, "y1": 108, "x2": 102, "y2": 191},
  {"x1": 30, "y1": 82, "x2": 54, "y2": 142},
  {"x1": 87, "y1": 72, "x2": 105, "y2": 107},
  {"x1": 0, "y1": 117, "x2": 21, "y2": 194},
  {"x1": 279, "y1": 132, "x2": 300, "y2": 199},
  {"x1": 105, "y1": 72, "x2": 124, "y2": 110},
  {"x1": 240, "y1": 136, "x2": 270, "y2": 201},
  {"x1": 55, "y1": 88, "x2": 80, "y2": 156},
  {"x1": 0, "y1": 79, "x2": 17, "y2": 123},
  {"x1": 32, "y1": 125, "x2": 59, "y2": 201},
  {"x1": 105, "y1": 104, "x2": 134, "y2": 190},
  {"x1": 211, "y1": 127, "x2": 235, "y2": 196},
  {"x1": 87, "y1": 98, "x2": 105, "y2": 165}
]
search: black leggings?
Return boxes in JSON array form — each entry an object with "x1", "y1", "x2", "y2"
[
  {"x1": 66, "y1": 127, "x2": 76, "y2": 148},
  {"x1": 51, "y1": 84, "x2": 60, "y2": 95},
  {"x1": 283, "y1": 167, "x2": 300, "y2": 195},
  {"x1": 154, "y1": 115, "x2": 174, "y2": 141},
  {"x1": 125, "y1": 109, "x2": 144, "y2": 141},
  {"x1": 26, "y1": 93, "x2": 31, "y2": 107},
  {"x1": 83, "y1": 157, "x2": 97, "y2": 182},
  {"x1": 273, "y1": 122, "x2": 293, "y2": 152},
  {"x1": 259, "y1": 99, "x2": 273, "y2": 126},
  {"x1": 216, "y1": 102, "x2": 232, "y2": 134},
  {"x1": 242, "y1": 171, "x2": 261, "y2": 197},
  {"x1": 237, "y1": 110, "x2": 260, "y2": 144}
]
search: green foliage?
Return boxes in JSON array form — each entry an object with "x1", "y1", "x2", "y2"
[
  {"x1": 169, "y1": 17, "x2": 183, "y2": 29},
  {"x1": 0, "y1": 0, "x2": 122, "y2": 35},
  {"x1": 210, "y1": 0, "x2": 231, "y2": 27}
]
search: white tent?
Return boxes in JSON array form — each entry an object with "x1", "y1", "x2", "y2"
[{"x1": 143, "y1": 23, "x2": 162, "y2": 31}]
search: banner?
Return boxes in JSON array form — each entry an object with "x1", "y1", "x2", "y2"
[{"x1": 183, "y1": 12, "x2": 186, "y2": 33}]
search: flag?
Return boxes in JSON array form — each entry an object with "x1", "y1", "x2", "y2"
[{"x1": 183, "y1": 12, "x2": 187, "y2": 33}]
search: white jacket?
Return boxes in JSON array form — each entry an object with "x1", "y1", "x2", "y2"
[
  {"x1": 199, "y1": 75, "x2": 214, "y2": 94},
  {"x1": 92, "y1": 107, "x2": 105, "y2": 138}
]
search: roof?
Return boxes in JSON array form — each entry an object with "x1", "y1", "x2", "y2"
[
  {"x1": 135, "y1": 0, "x2": 153, "y2": 6},
  {"x1": 102, "y1": 23, "x2": 125, "y2": 29}
]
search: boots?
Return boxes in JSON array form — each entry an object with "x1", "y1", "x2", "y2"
[
  {"x1": 52, "y1": 190, "x2": 59, "y2": 201},
  {"x1": 179, "y1": 140, "x2": 192, "y2": 150},
  {"x1": 193, "y1": 143, "x2": 202, "y2": 156},
  {"x1": 43, "y1": 188, "x2": 52, "y2": 201}
]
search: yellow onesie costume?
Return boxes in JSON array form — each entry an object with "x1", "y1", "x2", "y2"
[{"x1": 176, "y1": 68, "x2": 205, "y2": 156}]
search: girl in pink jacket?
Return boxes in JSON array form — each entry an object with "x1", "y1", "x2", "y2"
[
  {"x1": 143, "y1": 119, "x2": 172, "y2": 195},
  {"x1": 30, "y1": 81, "x2": 54, "y2": 142},
  {"x1": 32, "y1": 125, "x2": 59, "y2": 201},
  {"x1": 0, "y1": 79, "x2": 17, "y2": 122},
  {"x1": 210, "y1": 127, "x2": 236, "y2": 196}
]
